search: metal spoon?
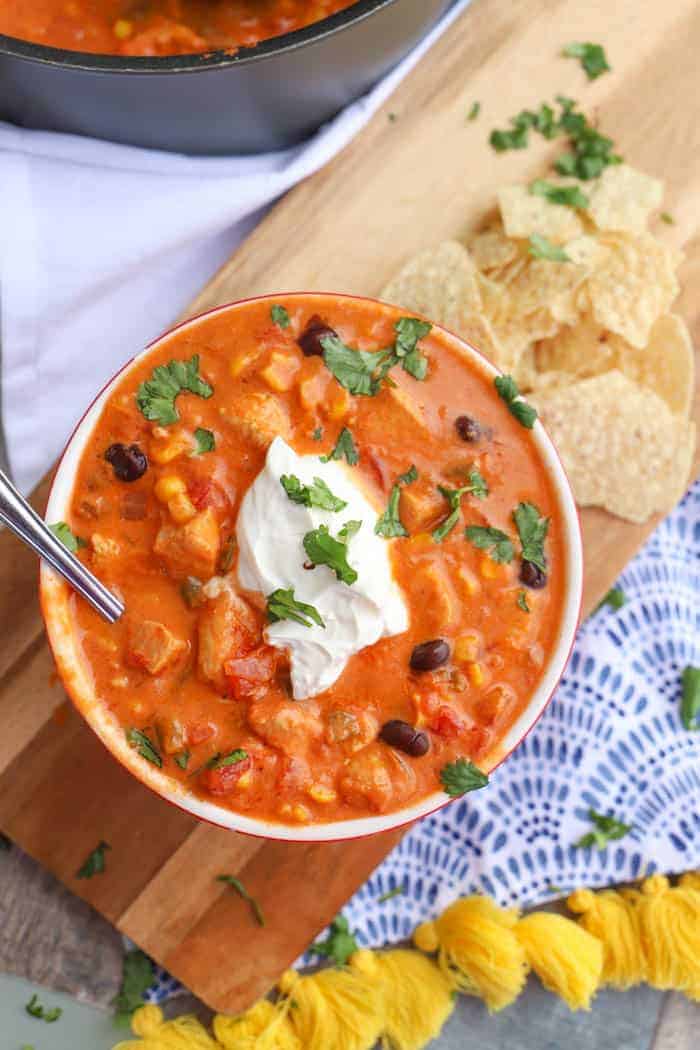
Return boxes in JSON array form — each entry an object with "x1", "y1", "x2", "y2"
[{"x1": 0, "y1": 468, "x2": 124, "y2": 623}]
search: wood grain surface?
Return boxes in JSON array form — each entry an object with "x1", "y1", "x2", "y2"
[{"x1": 1, "y1": 0, "x2": 699, "y2": 1014}]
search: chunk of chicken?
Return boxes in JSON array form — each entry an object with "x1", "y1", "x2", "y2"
[
  {"x1": 400, "y1": 476, "x2": 445, "y2": 533},
  {"x1": 223, "y1": 392, "x2": 291, "y2": 449},
  {"x1": 338, "y1": 745, "x2": 394, "y2": 812},
  {"x1": 197, "y1": 587, "x2": 258, "y2": 693},
  {"x1": 326, "y1": 707, "x2": 379, "y2": 754},
  {"x1": 360, "y1": 383, "x2": 432, "y2": 451},
  {"x1": 126, "y1": 619, "x2": 187, "y2": 675},
  {"x1": 248, "y1": 700, "x2": 323, "y2": 755},
  {"x1": 154, "y1": 507, "x2": 220, "y2": 581}
]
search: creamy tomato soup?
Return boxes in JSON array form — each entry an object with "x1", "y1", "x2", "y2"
[{"x1": 48, "y1": 295, "x2": 566, "y2": 826}]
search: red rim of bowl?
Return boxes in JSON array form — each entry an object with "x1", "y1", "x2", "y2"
[{"x1": 40, "y1": 292, "x2": 584, "y2": 843}]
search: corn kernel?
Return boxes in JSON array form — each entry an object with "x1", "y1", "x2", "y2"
[
  {"x1": 113, "y1": 18, "x2": 132, "y2": 38},
  {"x1": 154, "y1": 475, "x2": 186, "y2": 502},
  {"x1": 467, "y1": 662, "x2": 486, "y2": 688},
  {"x1": 454, "y1": 633, "x2": 480, "y2": 663},
  {"x1": 480, "y1": 556, "x2": 505, "y2": 580},
  {"x1": 308, "y1": 784, "x2": 337, "y2": 804},
  {"x1": 327, "y1": 387, "x2": 352, "y2": 421},
  {"x1": 237, "y1": 771, "x2": 252, "y2": 790},
  {"x1": 278, "y1": 802, "x2": 311, "y2": 823},
  {"x1": 456, "y1": 565, "x2": 480, "y2": 597},
  {"x1": 168, "y1": 492, "x2": 197, "y2": 524},
  {"x1": 229, "y1": 350, "x2": 260, "y2": 378},
  {"x1": 151, "y1": 435, "x2": 189, "y2": 465},
  {"x1": 260, "y1": 352, "x2": 300, "y2": 393}
]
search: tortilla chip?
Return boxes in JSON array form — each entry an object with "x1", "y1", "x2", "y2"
[
  {"x1": 469, "y1": 227, "x2": 520, "y2": 272},
  {"x1": 536, "y1": 314, "x2": 694, "y2": 417},
  {"x1": 381, "y1": 240, "x2": 482, "y2": 332},
  {"x1": 587, "y1": 232, "x2": 680, "y2": 348},
  {"x1": 477, "y1": 273, "x2": 558, "y2": 368},
  {"x1": 498, "y1": 184, "x2": 584, "y2": 243},
  {"x1": 586, "y1": 164, "x2": 664, "y2": 234},
  {"x1": 530, "y1": 370, "x2": 696, "y2": 523},
  {"x1": 506, "y1": 235, "x2": 606, "y2": 327}
]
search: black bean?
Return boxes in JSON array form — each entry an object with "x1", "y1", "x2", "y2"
[
  {"x1": 520, "y1": 560, "x2": 547, "y2": 589},
  {"x1": 410, "y1": 638, "x2": 450, "y2": 672},
  {"x1": 298, "y1": 315, "x2": 338, "y2": 357},
  {"x1": 455, "y1": 415, "x2": 482, "y2": 442},
  {"x1": 105, "y1": 443, "x2": 148, "y2": 482},
  {"x1": 380, "y1": 720, "x2": 430, "y2": 757}
]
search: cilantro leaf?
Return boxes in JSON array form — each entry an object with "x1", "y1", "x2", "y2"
[
  {"x1": 433, "y1": 472, "x2": 488, "y2": 543},
  {"x1": 530, "y1": 178, "x2": 590, "y2": 209},
  {"x1": 393, "y1": 317, "x2": 431, "y2": 379},
  {"x1": 267, "y1": 588, "x2": 325, "y2": 629},
  {"x1": 175, "y1": 751, "x2": 190, "y2": 770},
  {"x1": 563, "y1": 41, "x2": 611, "y2": 80},
  {"x1": 49, "y1": 521, "x2": 86, "y2": 554},
  {"x1": 193, "y1": 427, "x2": 215, "y2": 455},
  {"x1": 25, "y1": 994, "x2": 61, "y2": 1022},
  {"x1": 312, "y1": 426, "x2": 323, "y2": 441},
  {"x1": 398, "y1": 464, "x2": 418, "y2": 486},
  {"x1": 574, "y1": 808, "x2": 633, "y2": 850},
  {"x1": 680, "y1": 666, "x2": 700, "y2": 731},
  {"x1": 76, "y1": 840, "x2": 110, "y2": 879},
  {"x1": 596, "y1": 586, "x2": 626, "y2": 613},
  {"x1": 280, "y1": 474, "x2": 347, "y2": 512},
  {"x1": 660, "y1": 212, "x2": 674, "y2": 225},
  {"x1": 517, "y1": 590, "x2": 530, "y2": 613},
  {"x1": 217, "y1": 874, "x2": 266, "y2": 926},
  {"x1": 467, "y1": 101, "x2": 480, "y2": 122},
  {"x1": 375, "y1": 484, "x2": 408, "y2": 539},
  {"x1": 465, "y1": 525, "x2": 515, "y2": 564},
  {"x1": 494, "y1": 374, "x2": 538, "y2": 429},
  {"x1": 513, "y1": 501, "x2": 549, "y2": 571},
  {"x1": 440, "y1": 758, "x2": 489, "y2": 797},
  {"x1": 309, "y1": 915, "x2": 359, "y2": 967},
  {"x1": 321, "y1": 334, "x2": 391, "y2": 396},
  {"x1": 270, "y1": 304, "x2": 290, "y2": 328},
  {"x1": 528, "y1": 234, "x2": 571, "y2": 262},
  {"x1": 136, "y1": 354, "x2": 213, "y2": 426},
  {"x1": 338, "y1": 519, "x2": 362, "y2": 543},
  {"x1": 303, "y1": 524, "x2": 358, "y2": 584},
  {"x1": 320, "y1": 426, "x2": 359, "y2": 466},
  {"x1": 112, "y1": 949, "x2": 154, "y2": 1027},
  {"x1": 125, "y1": 728, "x2": 162, "y2": 768},
  {"x1": 208, "y1": 749, "x2": 248, "y2": 770}
]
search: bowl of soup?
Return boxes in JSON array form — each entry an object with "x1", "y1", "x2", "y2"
[
  {"x1": 0, "y1": 0, "x2": 453, "y2": 154},
  {"x1": 40, "y1": 293, "x2": 582, "y2": 841}
]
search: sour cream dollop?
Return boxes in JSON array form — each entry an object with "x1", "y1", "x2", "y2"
[{"x1": 236, "y1": 436, "x2": 409, "y2": 699}]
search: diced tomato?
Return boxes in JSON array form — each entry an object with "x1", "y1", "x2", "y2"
[
  {"x1": 223, "y1": 645, "x2": 278, "y2": 700},
  {"x1": 200, "y1": 754, "x2": 252, "y2": 797},
  {"x1": 429, "y1": 704, "x2": 465, "y2": 739},
  {"x1": 187, "y1": 721, "x2": 216, "y2": 746},
  {"x1": 188, "y1": 478, "x2": 229, "y2": 514}
]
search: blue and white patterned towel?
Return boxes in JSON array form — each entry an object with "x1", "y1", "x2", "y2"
[{"x1": 147, "y1": 480, "x2": 699, "y2": 1000}]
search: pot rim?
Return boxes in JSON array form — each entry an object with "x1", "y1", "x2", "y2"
[{"x1": 0, "y1": 0, "x2": 405, "y2": 75}]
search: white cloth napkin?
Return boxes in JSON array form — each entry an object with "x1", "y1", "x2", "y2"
[{"x1": 0, "y1": 0, "x2": 469, "y2": 496}]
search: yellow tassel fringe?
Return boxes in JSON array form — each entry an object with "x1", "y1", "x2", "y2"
[{"x1": 115, "y1": 872, "x2": 700, "y2": 1050}]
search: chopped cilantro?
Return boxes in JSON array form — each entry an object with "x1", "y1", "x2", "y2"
[
  {"x1": 312, "y1": 426, "x2": 323, "y2": 441},
  {"x1": 136, "y1": 354, "x2": 213, "y2": 426},
  {"x1": 193, "y1": 427, "x2": 215, "y2": 455},
  {"x1": 49, "y1": 521, "x2": 86, "y2": 554},
  {"x1": 574, "y1": 808, "x2": 633, "y2": 850},
  {"x1": 321, "y1": 333, "x2": 391, "y2": 396},
  {"x1": 280, "y1": 474, "x2": 347, "y2": 512},
  {"x1": 310, "y1": 915, "x2": 359, "y2": 967},
  {"x1": 513, "y1": 501, "x2": 549, "y2": 571},
  {"x1": 467, "y1": 101, "x2": 481, "y2": 121},
  {"x1": 596, "y1": 586, "x2": 626, "y2": 613},
  {"x1": 494, "y1": 374, "x2": 538, "y2": 428},
  {"x1": 25, "y1": 993, "x2": 62, "y2": 1024},
  {"x1": 440, "y1": 758, "x2": 489, "y2": 797},
  {"x1": 517, "y1": 590, "x2": 530, "y2": 613},
  {"x1": 398, "y1": 464, "x2": 419, "y2": 486},
  {"x1": 125, "y1": 728, "x2": 162, "y2": 768},
  {"x1": 175, "y1": 751, "x2": 190, "y2": 770},
  {"x1": 378, "y1": 884, "x2": 406, "y2": 903},
  {"x1": 267, "y1": 587, "x2": 325, "y2": 629},
  {"x1": 680, "y1": 666, "x2": 700, "y2": 731},
  {"x1": 76, "y1": 840, "x2": 111, "y2": 879},
  {"x1": 563, "y1": 41, "x2": 611, "y2": 81},
  {"x1": 217, "y1": 874, "x2": 266, "y2": 927},
  {"x1": 465, "y1": 525, "x2": 514, "y2": 564},
  {"x1": 207, "y1": 749, "x2": 248, "y2": 770},
  {"x1": 530, "y1": 178, "x2": 590, "y2": 209},
  {"x1": 391, "y1": 316, "x2": 431, "y2": 380},
  {"x1": 320, "y1": 426, "x2": 359, "y2": 466},
  {"x1": 528, "y1": 234, "x2": 571, "y2": 261},
  {"x1": 303, "y1": 523, "x2": 358, "y2": 584},
  {"x1": 660, "y1": 212, "x2": 674, "y2": 225},
  {"x1": 338, "y1": 519, "x2": 361, "y2": 543},
  {"x1": 270, "y1": 304, "x2": 290, "y2": 328},
  {"x1": 375, "y1": 484, "x2": 408, "y2": 539},
  {"x1": 113, "y1": 949, "x2": 154, "y2": 1027},
  {"x1": 432, "y1": 471, "x2": 488, "y2": 543}
]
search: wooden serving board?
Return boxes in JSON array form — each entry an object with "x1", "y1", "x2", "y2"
[{"x1": 1, "y1": 0, "x2": 699, "y2": 1015}]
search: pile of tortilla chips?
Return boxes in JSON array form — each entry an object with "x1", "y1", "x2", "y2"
[{"x1": 381, "y1": 164, "x2": 696, "y2": 524}]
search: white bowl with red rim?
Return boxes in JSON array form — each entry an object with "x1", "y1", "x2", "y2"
[{"x1": 40, "y1": 294, "x2": 584, "y2": 843}]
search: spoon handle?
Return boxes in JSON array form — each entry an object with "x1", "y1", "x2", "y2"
[{"x1": 0, "y1": 469, "x2": 124, "y2": 624}]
